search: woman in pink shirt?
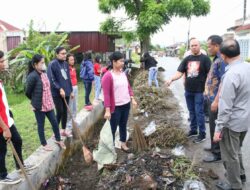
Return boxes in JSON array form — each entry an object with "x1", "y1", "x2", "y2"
[{"x1": 102, "y1": 51, "x2": 137, "y2": 152}]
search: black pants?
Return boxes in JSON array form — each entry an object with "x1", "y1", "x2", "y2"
[
  {"x1": 34, "y1": 110, "x2": 61, "y2": 146},
  {"x1": 53, "y1": 96, "x2": 69, "y2": 130},
  {"x1": 110, "y1": 102, "x2": 130, "y2": 143},
  {"x1": 204, "y1": 97, "x2": 209, "y2": 118},
  {"x1": 83, "y1": 81, "x2": 92, "y2": 106},
  {"x1": 0, "y1": 125, "x2": 23, "y2": 179},
  {"x1": 208, "y1": 101, "x2": 221, "y2": 156}
]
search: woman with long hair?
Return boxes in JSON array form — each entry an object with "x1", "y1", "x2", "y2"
[
  {"x1": 102, "y1": 51, "x2": 137, "y2": 152},
  {"x1": 26, "y1": 54, "x2": 66, "y2": 151}
]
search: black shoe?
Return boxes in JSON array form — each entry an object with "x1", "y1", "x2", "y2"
[
  {"x1": 0, "y1": 176, "x2": 21, "y2": 185},
  {"x1": 240, "y1": 174, "x2": 246, "y2": 183},
  {"x1": 187, "y1": 131, "x2": 198, "y2": 138},
  {"x1": 193, "y1": 134, "x2": 206, "y2": 143},
  {"x1": 204, "y1": 147, "x2": 212, "y2": 151},
  {"x1": 203, "y1": 155, "x2": 221, "y2": 163},
  {"x1": 205, "y1": 116, "x2": 209, "y2": 123}
]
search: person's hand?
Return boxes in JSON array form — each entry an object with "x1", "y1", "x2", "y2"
[
  {"x1": 132, "y1": 98, "x2": 138, "y2": 109},
  {"x1": 165, "y1": 79, "x2": 172, "y2": 87},
  {"x1": 30, "y1": 104, "x2": 35, "y2": 111},
  {"x1": 211, "y1": 100, "x2": 218, "y2": 112},
  {"x1": 104, "y1": 110, "x2": 111, "y2": 120},
  {"x1": 60, "y1": 88, "x2": 65, "y2": 98},
  {"x1": 70, "y1": 92, "x2": 74, "y2": 99},
  {"x1": 3, "y1": 128, "x2": 11, "y2": 142},
  {"x1": 213, "y1": 131, "x2": 222, "y2": 142}
]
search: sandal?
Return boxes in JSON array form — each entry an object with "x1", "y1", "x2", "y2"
[
  {"x1": 42, "y1": 144, "x2": 53, "y2": 151},
  {"x1": 55, "y1": 141, "x2": 66, "y2": 150},
  {"x1": 121, "y1": 145, "x2": 131, "y2": 153}
]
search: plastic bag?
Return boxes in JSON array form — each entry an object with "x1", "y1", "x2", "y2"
[
  {"x1": 183, "y1": 180, "x2": 206, "y2": 190},
  {"x1": 171, "y1": 145, "x2": 185, "y2": 156},
  {"x1": 93, "y1": 120, "x2": 117, "y2": 170},
  {"x1": 144, "y1": 121, "x2": 156, "y2": 136}
]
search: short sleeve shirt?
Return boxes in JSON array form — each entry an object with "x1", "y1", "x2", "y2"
[{"x1": 178, "y1": 54, "x2": 211, "y2": 93}]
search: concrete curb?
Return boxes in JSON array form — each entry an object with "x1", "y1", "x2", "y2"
[{"x1": 0, "y1": 103, "x2": 104, "y2": 190}]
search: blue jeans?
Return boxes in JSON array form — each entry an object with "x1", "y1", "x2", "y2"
[
  {"x1": 185, "y1": 91, "x2": 206, "y2": 135},
  {"x1": 148, "y1": 67, "x2": 159, "y2": 87},
  {"x1": 34, "y1": 110, "x2": 61, "y2": 145},
  {"x1": 110, "y1": 102, "x2": 130, "y2": 142},
  {"x1": 83, "y1": 81, "x2": 92, "y2": 105},
  {"x1": 94, "y1": 75, "x2": 101, "y2": 100},
  {"x1": 66, "y1": 85, "x2": 78, "y2": 129}
]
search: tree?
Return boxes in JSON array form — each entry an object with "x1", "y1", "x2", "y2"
[{"x1": 99, "y1": 0, "x2": 210, "y2": 53}]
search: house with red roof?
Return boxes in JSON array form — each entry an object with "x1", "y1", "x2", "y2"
[{"x1": 0, "y1": 19, "x2": 24, "y2": 52}]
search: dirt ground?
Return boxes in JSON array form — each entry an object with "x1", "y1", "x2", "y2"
[{"x1": 41, "y1": 70, "x2": 216, "y2": 190}]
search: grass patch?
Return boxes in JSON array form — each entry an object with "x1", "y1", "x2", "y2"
[{"x1": 5, "y1": 82, "x2": 94, "y2": 172}]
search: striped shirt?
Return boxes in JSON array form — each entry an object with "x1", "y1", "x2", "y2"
[
  {"x1": 41, "y1": 73, "x2": 54, "y2": 112},
  {"x1": 0, "y1": 80, "x2": 14, "y2": 133}
]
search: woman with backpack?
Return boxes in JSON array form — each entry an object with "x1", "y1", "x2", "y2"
[
  {"x1": 80, "y1": 51, "x2": 94, "y2": 111},
  {"x1": 26, "y1": 54, "x2": 66, "y2": 151},
  {"x1": 102, "y1": 51, "x2": 137, "y2": 152}
]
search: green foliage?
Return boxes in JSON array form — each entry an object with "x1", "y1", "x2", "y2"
[
  {"x1": 200, "y1": 41, "x2": 208, "y2": 53},
  {"x1": 131, "y1": 52, "x2": 140, "y2": 64},
  {"x1": 178, "y1": 44, "x2": 187, "y2": 59},
  {"x1": 99, "y1": 0, "x2": 210, "y2": 51},
  {"x1": 6, "y1": 20, "x2": 79, "y2": 92},
  {"x1": 149, "y1": 44, "x2": 165, "y2": 51}
]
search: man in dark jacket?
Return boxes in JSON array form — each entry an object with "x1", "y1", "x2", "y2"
[
  {"x1": 140, "y1": 52, "x2": 159, "y2": 87},
  {"x1": 47, "y1": 47, "x2": 73, "y2": 137}
]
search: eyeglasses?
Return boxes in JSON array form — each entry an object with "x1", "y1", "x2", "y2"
[{"x1": 60, "y1": 52, "x2": 67, "y2": 55}]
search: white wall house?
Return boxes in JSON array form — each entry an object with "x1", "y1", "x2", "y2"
[{"x1": 227, "y1": 17, "x2": 250, "y2": 60}]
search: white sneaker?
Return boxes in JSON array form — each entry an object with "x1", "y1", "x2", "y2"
[{"x1": 0, "y1": 176, "x2": 21, "y2": 185}]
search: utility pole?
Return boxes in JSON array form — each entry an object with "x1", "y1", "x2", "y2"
[
  {"x1": 186, "y1": 18, "x2": 191, "y2": 50},
  {"x1": 243, "y1": 0, "x2": 247, "y2": 21}
]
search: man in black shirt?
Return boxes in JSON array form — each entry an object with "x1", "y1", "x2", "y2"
[{"x1": 166, "y1": 38, "x2": 211, "y2": 143}]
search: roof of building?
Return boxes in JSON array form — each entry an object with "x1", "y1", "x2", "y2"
[
  {"x1": 0, "y1": 19, "x2": 21, "y2": 32},
  {"x1": 235, "y1": 24, "x2": 250, "y2": 32}
]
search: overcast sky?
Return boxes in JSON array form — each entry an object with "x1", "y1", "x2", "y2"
[{"x1": 0, "y1": 0, "x2": 248, "y2": 46}]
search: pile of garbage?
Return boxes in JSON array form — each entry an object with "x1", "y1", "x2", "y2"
[
  {"x1": 97, "y1": 151, "x2": 201, "y2": 190},
  {"x1": 131, "y1": 71, "x2": 187, "y2": 149},
  {"x1": 147, "y1": 124, "x2": 187, "y2": 149}
]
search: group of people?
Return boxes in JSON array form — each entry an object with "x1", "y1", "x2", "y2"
[
  {"x1": 167, "y1": 37, "x2": 250, "y2": 190},
  {"x1": 0, "y1": 48, "x2": 137, "y2": 184},
  {"x1": 1, "y1": 36, "x2": 249, "y2": 189}
]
